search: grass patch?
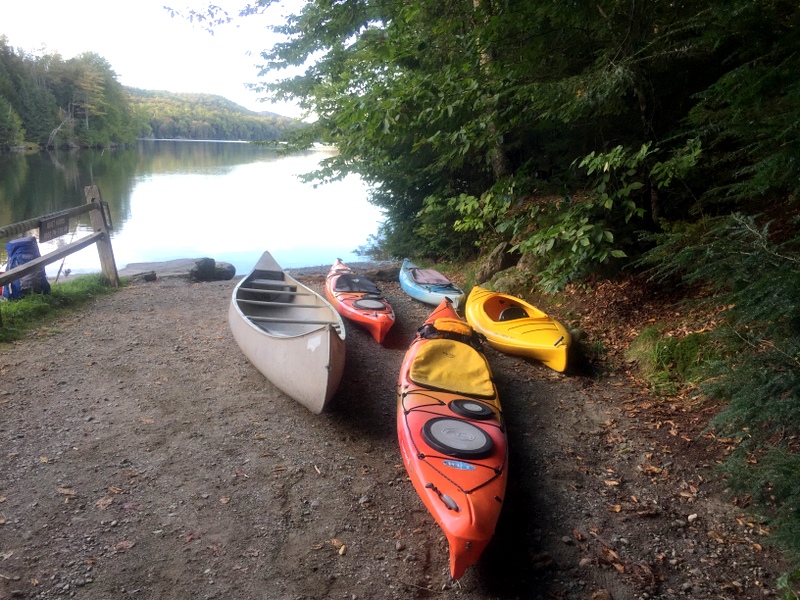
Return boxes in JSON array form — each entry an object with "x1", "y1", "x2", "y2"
[
  {"x1": 0, "y1": 274, "x2": 119, "y2": 343},
  {"x1": 580, "y1": 337, "x2": 607, "y2": 363},
  {"x1": 443, "y1": 261, "x2": 480, "y2": 291},
  {"x1": 626, "y1": 325, "x2": 714, "y2": 394},
  {"x1": 778, "y1": 569, "x2": 800, "y2": 599}
]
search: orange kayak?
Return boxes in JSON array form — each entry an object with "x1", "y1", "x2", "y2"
[
  {"x1": 324, "y1": 258, "x2": 395, "y2": 343},
  {"x1": 397, "y1": 298, "x2": 507, "y2": 579}
]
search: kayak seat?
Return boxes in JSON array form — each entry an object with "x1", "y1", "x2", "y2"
[
  {"x1": 409, "y1": 268, "x2": 451, "y2": 285},
  {"x1": 498, "y1": 306, "x2": 528, "y2": 322}
]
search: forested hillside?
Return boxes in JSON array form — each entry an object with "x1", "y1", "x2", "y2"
[
  {"x1": 218, "y1": 0, "x2": 800, "y2": 579},
  {"x1": 0, "y1": 36, "x2": 301, "y2": 148},
  {"x1": 127, "y1": 88, "x2": 302, "y2": 141},
  {"x1": 0, "y1": 37, "x2": 139, "y2": 148}
]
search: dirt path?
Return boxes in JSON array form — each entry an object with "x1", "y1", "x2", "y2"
[{"x1": 0, "y1": 273, "x2": 788, "y2": 599}]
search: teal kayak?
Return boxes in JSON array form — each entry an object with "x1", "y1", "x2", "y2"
[{"x1": 398, "y1": 258, "x2": 466, "y2": 309}]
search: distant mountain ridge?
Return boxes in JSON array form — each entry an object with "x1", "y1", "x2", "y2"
[
  {"x1": 126, "y1": 87, "x2": 302, "y2": 141},
  {"x1": 126, "y1": 88, "x2": 290, "y2": 118}
]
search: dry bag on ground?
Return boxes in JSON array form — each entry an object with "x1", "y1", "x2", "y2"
[{"x1": 3, "y1": 236, "x2": 50, "y2": 300}]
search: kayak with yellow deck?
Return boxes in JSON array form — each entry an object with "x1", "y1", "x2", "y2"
[{"x1": 397, "y1": 297, "x2": 507, "y2": 579}]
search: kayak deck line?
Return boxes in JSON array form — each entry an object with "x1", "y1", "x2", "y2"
[{"x1": 399, "y1": 392, "x2": 507, "y2": 494}]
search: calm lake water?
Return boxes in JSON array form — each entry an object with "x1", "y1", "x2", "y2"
[{"x1": 0, "y1": 140, "x2": 384, "y2": 277}]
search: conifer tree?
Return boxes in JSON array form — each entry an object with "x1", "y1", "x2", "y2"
[{"x1": 0, "y1": 95, "x2": 24, "y2": 146}]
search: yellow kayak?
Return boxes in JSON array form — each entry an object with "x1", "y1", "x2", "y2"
[{"x1": 465, "y1": 286, "x2": 571, "y2": 372}]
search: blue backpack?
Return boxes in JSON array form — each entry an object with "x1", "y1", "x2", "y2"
[{"x1": 3, "y1": 237, "x2": 51, "y2": 300}]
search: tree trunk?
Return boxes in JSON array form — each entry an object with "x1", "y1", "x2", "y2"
[
  {"x1": 474, "y1": 0, "x2": 511, "y2": 180},
  {"x1": 634, "y1": 82, "x2": 659, "y2": 224}
]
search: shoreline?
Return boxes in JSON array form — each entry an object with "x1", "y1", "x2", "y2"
[{"x1": 99, "y1": 257, "x2": 398, "y2": 281}]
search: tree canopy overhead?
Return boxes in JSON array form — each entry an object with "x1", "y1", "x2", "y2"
[{"x1": 228, "y1": 0, "x2": 799, "y2": 270}]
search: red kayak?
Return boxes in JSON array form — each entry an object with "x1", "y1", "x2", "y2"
[
  {"x1": 324, "y1": 258, "x2": 395, "y2": 343},
  {"x1": 397, "y1": 298, "x2": 508, "y2": 579}
]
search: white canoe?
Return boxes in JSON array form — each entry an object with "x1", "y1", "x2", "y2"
[{"x1": 228, "y1": 251, "x2": 346, "y2": 414}]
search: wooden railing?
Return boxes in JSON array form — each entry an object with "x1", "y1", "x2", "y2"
[{"x1": 0, "y1": 185, "x2": 120, "y2": 293}]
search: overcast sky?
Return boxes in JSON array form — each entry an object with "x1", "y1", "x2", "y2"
[{"x1": 2, "y1": 0, "x2": 303, "y2": 118}]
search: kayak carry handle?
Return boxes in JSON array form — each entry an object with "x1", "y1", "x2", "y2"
[
  {"x1": 425, "y1": 482, "x2": 460, "y2": 512},
  {"x1": 554, "y1": 336, "x2": 565, "y2": 347}
]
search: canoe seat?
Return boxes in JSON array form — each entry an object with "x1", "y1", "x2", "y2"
[
  {"x1": 250, "y1": 278, "x2": 297, "y2": 292},
  {"x1": 254, "y1": 269, "x2": 284, "y2": 280},
  {"x1": 256, "y1": 322, "x2": 343, "y2": 336},
  {"x1": 248, "y1": 314, "x2": 343, "y2": 333},
  {"x1": 238, "y1": 287, "x2": 310, "y2": 297},
  {"x1": 498, "y1": 306, "x2": 528, "y2": 321},
  {"x1": 237, "y1": 299, "x2": 325, "y2": 308}
]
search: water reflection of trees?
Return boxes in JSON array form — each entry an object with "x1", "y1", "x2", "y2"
[{"x1": 0, "y1": 142, "x2": 308, "y2": 234}]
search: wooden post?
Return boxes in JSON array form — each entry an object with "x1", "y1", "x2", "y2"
[{"x1": 83, "y1": 185, "x2": 120, "y2": 287}]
